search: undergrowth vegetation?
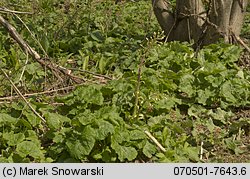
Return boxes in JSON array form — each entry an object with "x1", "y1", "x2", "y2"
[{"x1": 0, "y1": 0, "x2": 250, "y2": 162}]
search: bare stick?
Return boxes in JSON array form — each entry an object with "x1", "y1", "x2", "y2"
[
  {"x1": 14, "y1": 14, "x2": 48, "y2": 57},
  {"x1": 0, "y1": 15, "x2": 40, "y2": 59},
  {"x1": 233, "y1": 34, "x2": 250, "y2": 53},
  {"x1": 199, "y1": 141, "x2": 204, "y2": 160},
  {"x1": 0, "y1": 68, "x2": 46, "y2": 124},
  {"x1": 0, "y1": 7, "x2": 33, "y2": 14},
  {"x1": 18, "y1": 50, "x2": 29, "y2": 82},
  {"x1": 144, "y1": 130, "x2": 166, "y2": 153},
  {"x1": 0, "y1": 15, "x2": 85, "y2": 83},
  {"x1": 0, "y1": 85, "x2": 76, "y2": 101}
]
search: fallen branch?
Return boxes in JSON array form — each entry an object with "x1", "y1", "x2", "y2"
[
  {"x1": 144, "y1": 130, "x2": 166, "y2": 153},
  {"x1": 0, "y1": 7, "x2": 33, "y2": 14},
  {"x1": 0, "y1": 68, "x2": 46, "y2": 124},
  {"x1": 0, "y1": 14, "x2": 84, "y2": 83},
  {"x1": 0, "y1": 85, "x2": 76, "y2": 101},
  {"x1": 233, "y1": 34, "x2": 250, "y2": 53},
  {"x1": 199, "y1": 141, "x2": 204, "y2": 160}
]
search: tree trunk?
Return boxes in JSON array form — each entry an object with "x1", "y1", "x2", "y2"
[{"x1": 152, "y1": 0, "x2": 248, "y2": 47}]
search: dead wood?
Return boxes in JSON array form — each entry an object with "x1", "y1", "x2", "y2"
[{"x1": 0, "y1": 14, "x2": 84, "y2": 84}]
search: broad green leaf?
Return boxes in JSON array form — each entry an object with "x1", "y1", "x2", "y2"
[
  {"x1": 77, "y1": 109, "x2": 96, "y2": 126},
  {"x1": 236, "y1": 70, "x2": 244, "y2": 79},
  {"x1": 210, "y1": 108, "x2": 232, "y2": 124},
  {"x1": 18, "y1": 119, "x2": 32, "y2": 129},
  {"x1": 111, "y1": 141, "x2": 137, "y2": 162},
  {"x1": 3, "y1": 132, "x2": 25, "y2": 146},
  {"x1": 147, "y1": 115, "x2": 166, "y2": 127},
  {"x1": 112, "y1": 128, "x2": 130, "y2": 143},
  {"x1": 184, "y1": 146, "x2": 199, "y2": 162},
  {"x1": 53, "y1": 133, "x2": 64, "y2": 143},
  {"x1": 224, "y1": 138, "x2": 244, "y2": 155},
  {"x1": 143, "y1": 141, "x2": 157, "y2": 158},
  {"x1": 220, "y1": 81, "x2": 237, "y2": 103},
  {"x1": 0, "y1": 113, "x2": 17, "y2": 125},
  {"x1": 197, "y1": 88, "x2": 213, "y2": 105},
  {"x1": 16, "y1": 141, "x2": 43, "y2": 158},
  {"x1": 204, "y1": 118, "x2": 216, "y2": 132},
  {"x1": 66, "y1": 139, "x2": 91, "y2": 160},
  {"x1": 24, "y1": 112, "x2": 40, "y2": 126},
  {"x1": 25, "y1": 130, "x2": 39, "y2": 141},
  {"x1": 188, "y1": 105, "x2": 207, "y2": 119},
  {"x1": 66, "y1": 126, "x2": 95, "y2": 159},
  {"x1": 0, "y1": 157, "x2": 9, "y2": 163},
  {"x1": 95, "y1": 120, "x2": 114, "y2": 140},
  {"x1": 74, "y1": 85, "x2": 104, "y2": 105},
  {"x1": 46, "y1": 115, "x2": 61, "y2": 130},
  {"x1": 155, "y1": 96, "x2": 177, "y2": 110},
  {"x1": 129, "y1": 130, "x2": 146, "y2": 140},
  {"x1": 205, "y1": 75, "x2": 224, "y2": 87},
  {"x1": 98, "y1": 106, "x2": 124, "y2": 126},
  {"x1": 101, "y1": 148, "x2": 117, "y2": 162},
  {"x1": 45, "y1": 112, "x2": 71, "y2": 130},
  {"x1": 90, "y1": 31, "x2": 104, "y2": 42},
  {"x1": 178, "y1": 74, "x2": 195, "y2": 96}
]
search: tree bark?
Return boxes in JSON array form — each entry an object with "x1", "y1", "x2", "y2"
[{"x1": 152, "y1": 0, "x2": 249, "y2": 47}]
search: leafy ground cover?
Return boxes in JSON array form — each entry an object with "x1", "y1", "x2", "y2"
[{"x1": 0, "y1": 0, "x2": 250, "y2": 163}]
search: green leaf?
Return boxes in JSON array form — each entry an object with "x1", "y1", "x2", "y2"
[
  {"x1": 98, "y1": 106, "x2": 124, "y2": 126},
  {"x1": 45, "y1": 112, "x2": 71, "y2": 130},
  {"x1": 179, "y1": 74, "x2": 195, "y2": 96},
  {"x1": 3, "y1": 132, "x2": 25, "y2": 146},
  {"x1": 220, "y1": 81, "x2": 237, "y2": 104},
  {"x1": 95, "y1": 120, "x2": 114, "y2": 140},
  {"x1": 236, "y1": 70, "x2": 244, "y2": 79},
  {"x1": 16, "y1": 141, "x2": 43, "y2": 159},
  {"x1": 101, "y1": 148, "x2": 117, "y2": 162},
  {"x1": 112, "y1": 128, "x2": 130, "y2": 144},
  {"x1": 41, "y1": 34, "x2": 50, "y2": 52},
  {"x1": 111, "y1": 141, "x2": 137, "y2": 162},
  {"x1": 155, "y1": 96, "x2": 178, "y2": 111},
  {"x1": 205, "y1": 75, "x2": 224, "y2": 87},
  {"x1": 90, "y1": 31, "x2": 104, "y2": 42},
  {"x1": 224, "y1": 138, "x2": 244, "y2": 155},
  {"x1": 147, "y1": 115, "x2": 166, "y2": 127},
  {"x1": 82, "y1": 55, "x2": 89, "y2": 70},
  {"x1": 74, "y1": 85, "x2": 104, "y2": 105},
  {"x1": 143, "y1": 141, "x2": 157, "y2": 158},
  {"x1": 130, "y1": 130, "x2": 146, "y2": 140},
  {"x1": 184, "y1": 146, "x2": 199, "y2": 162},
  {"x1": 66, "y1": 126, "x2": 95, "y2": 159},
  {"x1": 0, "y1": 113, "x2": 17, "y2": 126},
  {"x1": 24, "y1": 112, "x2": 40, "y2": 126},
  {"x1": 77, "y1": 109, "x2": 96, "y2": 126},
  {"x1": 197, "y1": 88, "x2": 213, "y2": 105},
  {"x1": 188, "y1": 105, "x2": 207, "y2": 119},
  {"x1": 53, "y1": 133, "x2": 64, "y2": 143},
  {"x1": 98, "y1": 56, "x2": 106, "y2": 74},
  {"x1": 25, "y1": 130, "x2": 39, "y2": 141}
]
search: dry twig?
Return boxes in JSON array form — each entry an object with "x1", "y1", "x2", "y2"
[
  {"x1": 144, "y1": 130, "x2": 166, "y2": 153},
  {"x1": 0, "y1": 7, "x2": 33, "y2": 14},
  {"x1": 0, "y1": 68, "x2": 46, "y2": 124},
  {"x1": 233, "y1": 34, "x2": 250, "y2": 53},
  {"x1": 0, "y1": 14, "x2": 85, "y2": 83},
  {"x1": 0, "y1": 85, "x2": 76, "y2": 102}
]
